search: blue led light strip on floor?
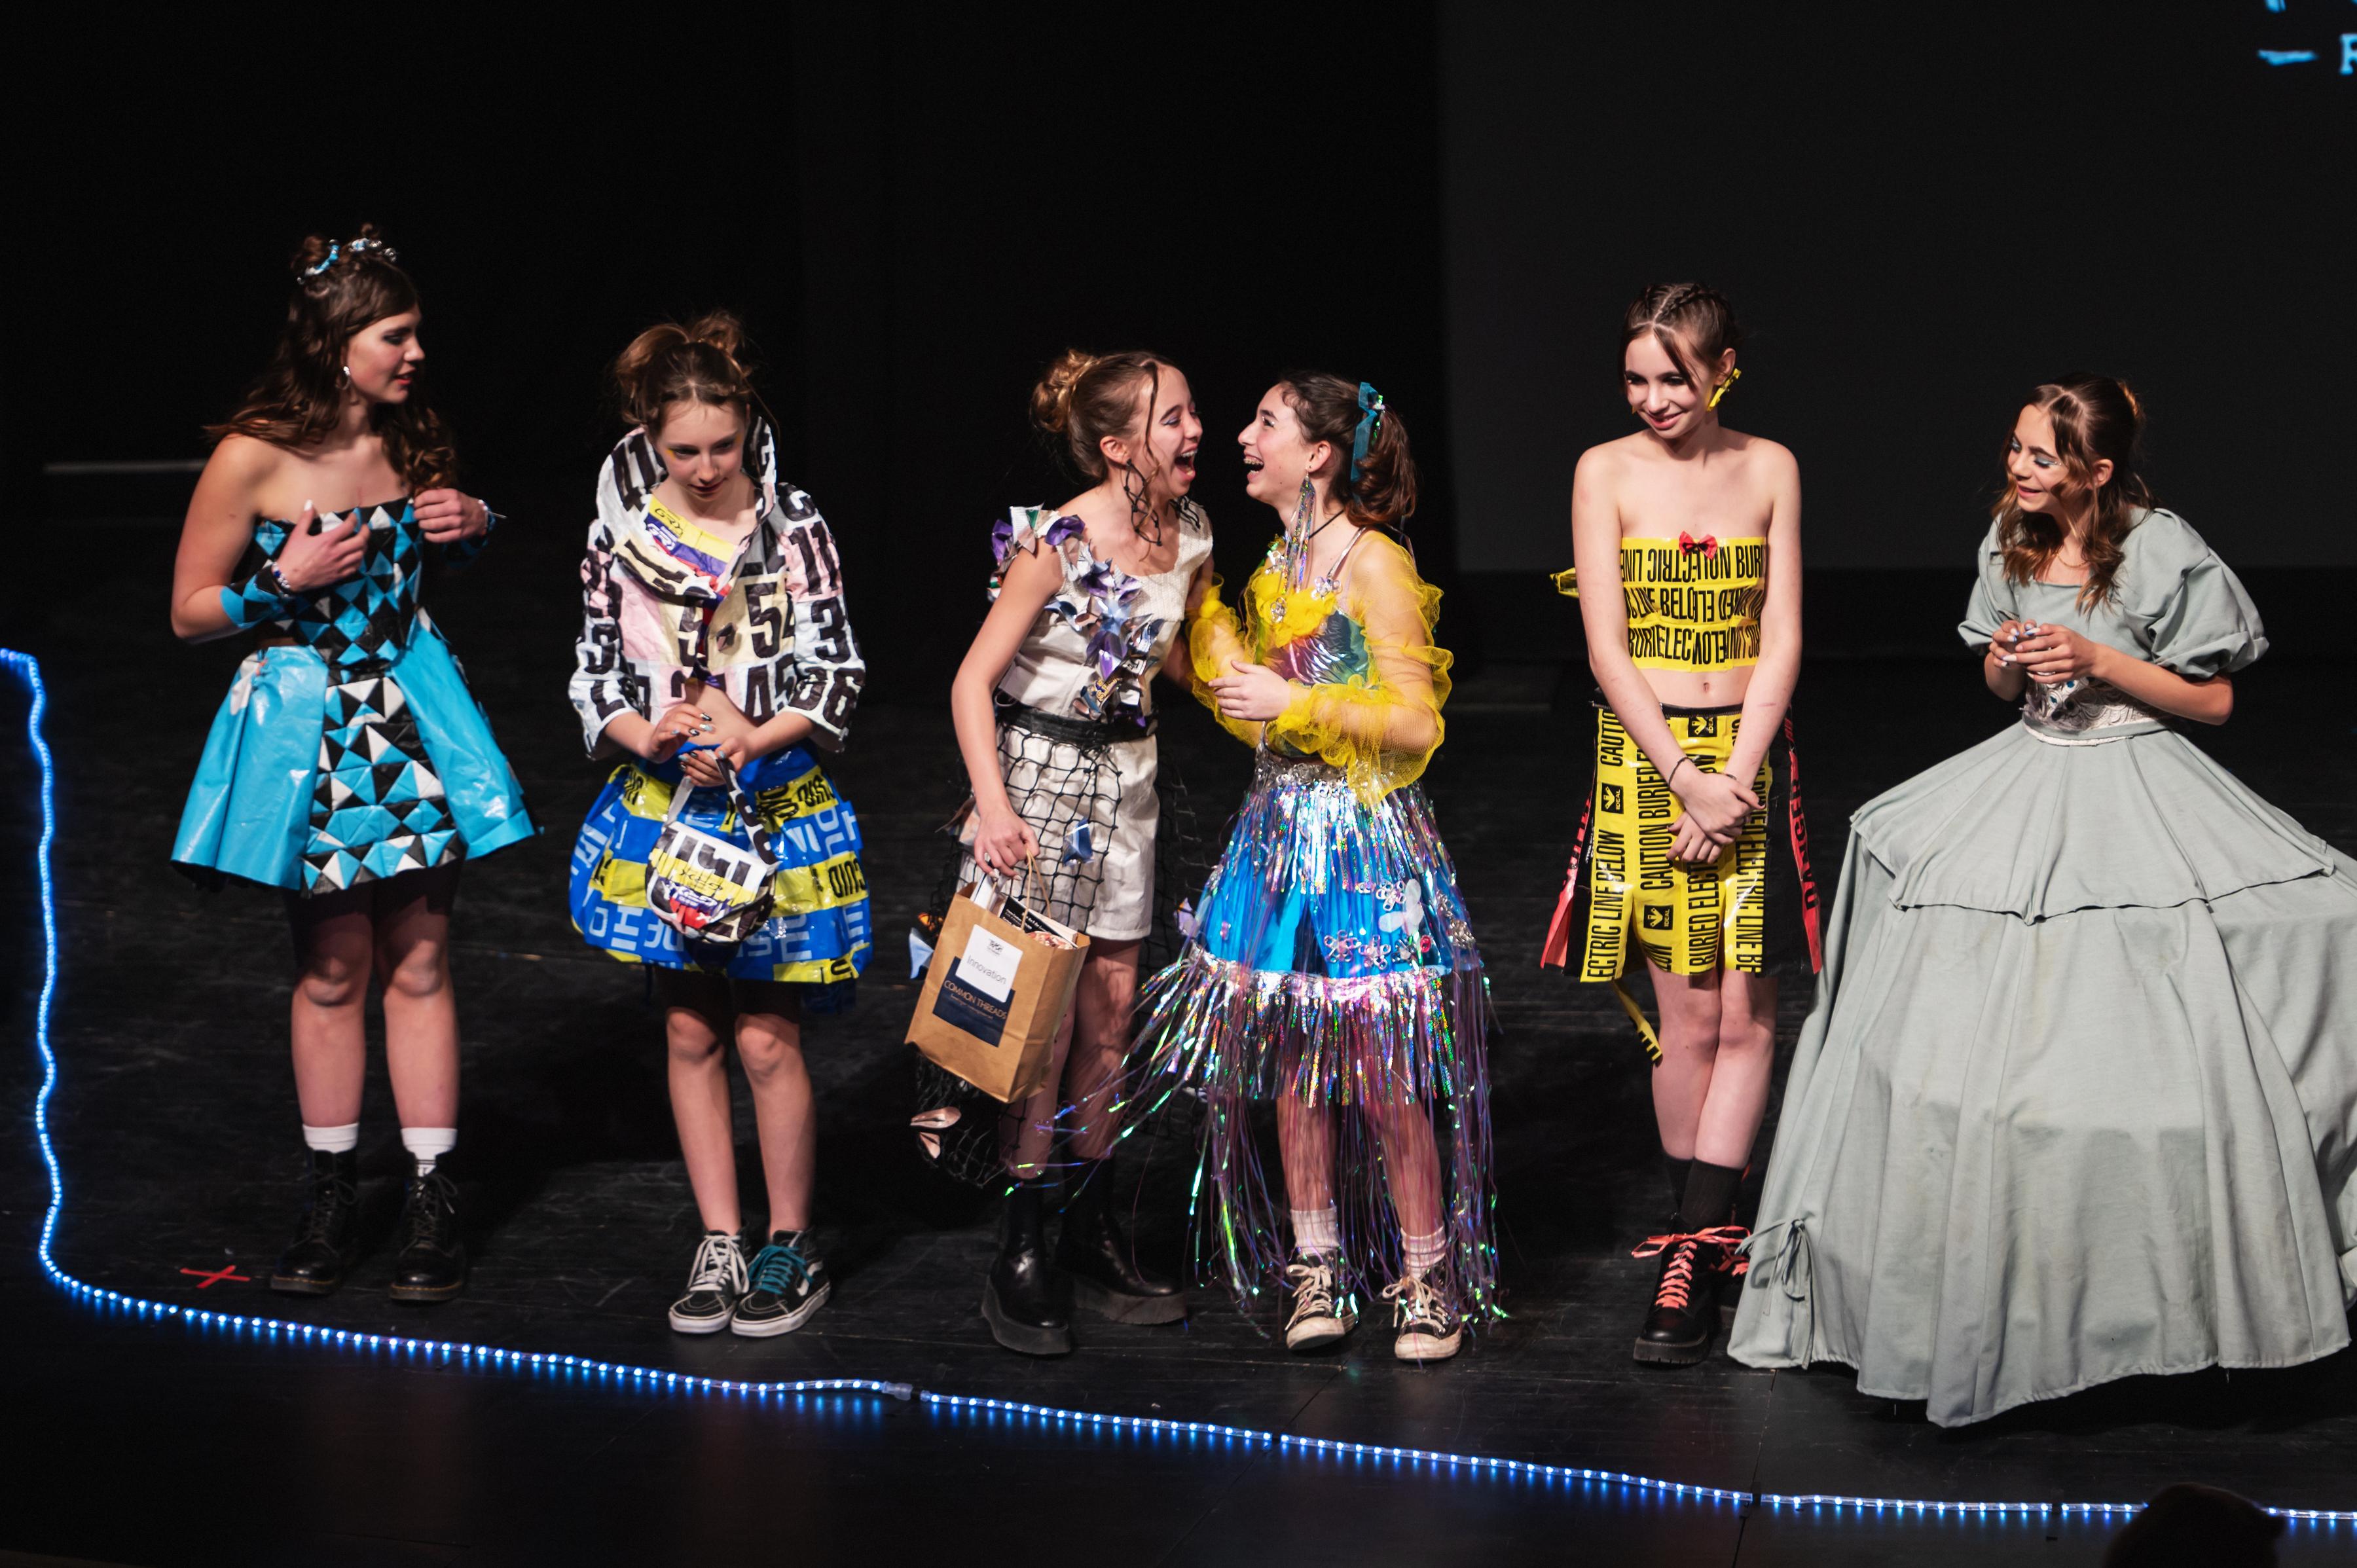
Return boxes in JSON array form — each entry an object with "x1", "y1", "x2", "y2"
[{"x1": 5, "y1": 647, "x2": 2350, "y2": 1529}]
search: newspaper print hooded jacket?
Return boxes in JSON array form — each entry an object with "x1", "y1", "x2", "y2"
[{"x1": 570, "y1": 420, "x2": 864, "y2": 756}]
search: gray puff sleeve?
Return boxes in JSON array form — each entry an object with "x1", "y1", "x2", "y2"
[{"x1": 2131, "y1": 511, "x2": 2268, "y2": 678}]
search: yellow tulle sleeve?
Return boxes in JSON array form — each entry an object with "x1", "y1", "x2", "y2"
[
  {"x1": 1186, "y1": 573, "x2": 1263, "y2": 747},
  {"x1": 1260, "y1": 534, "x2": 1452, "y2": 802}
]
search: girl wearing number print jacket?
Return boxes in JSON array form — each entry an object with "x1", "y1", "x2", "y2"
[{"x1": 567, "y1": 314, "x2": 870, "y2": 1339}]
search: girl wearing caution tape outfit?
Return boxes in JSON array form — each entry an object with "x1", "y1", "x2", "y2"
[
  {"x1": 940, "y1": 350, "x2": 1211, "y2": 1355},
  {"x1": 1541, "y1": 283, "x2": 1820, "y2": 1366},
  {"x1": 1129, "y1": 374, "x2": 1496, "y2": 1363},
  {"x1": 1730, "y1": 377, "x2": 2357, "y2": 1427},
  {"x1": 173, "y1": 227, "x2": 530, "y2": 1307},
  {"x1": 568, "y1": 314, "x2": 872, "y2": 1339}
]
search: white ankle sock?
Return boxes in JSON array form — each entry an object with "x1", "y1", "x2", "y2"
[
  {"x1": 401, "y1": 1126, "x2": 457, "y2": 1175},
  {"x1": 1292, "y1": 1205, "x2": 1341, "y2": 1258},
  {"x1": 1403, "y1": 1225, "x2": 1448, "y2": 1275},
  {"x1": 302, "y1": 1121, "x2": 359, "y2": 1154}
]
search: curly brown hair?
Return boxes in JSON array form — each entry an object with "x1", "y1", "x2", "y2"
[
  {"x1": 1995, "y1": 374, "x2": 2155, "y2": 610},
  {"x1": 206, "y1": 224, "x2": 456, "y2": 489}
]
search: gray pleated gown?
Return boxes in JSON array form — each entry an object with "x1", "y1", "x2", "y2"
[{"x1": 1729, "y1": 509, "x2": 2357, "y2": 1427}]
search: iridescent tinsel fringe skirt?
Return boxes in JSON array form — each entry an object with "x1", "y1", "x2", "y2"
[{"x1": 1124, "y1": 750, "x2": 1499, "y2": 1322}]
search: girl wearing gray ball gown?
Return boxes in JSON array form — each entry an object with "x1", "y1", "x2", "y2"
[{"x1": 1730, "y1": 374, "x2": 2357, "y2": 1427}]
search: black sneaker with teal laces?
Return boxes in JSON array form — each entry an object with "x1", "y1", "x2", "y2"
[{"x1": 733, "y1": 1231, "x2": 831, "y2": 1338}]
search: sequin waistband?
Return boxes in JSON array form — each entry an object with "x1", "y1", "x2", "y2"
[
  {"x1": 2019, "y1": 680, "x2": 2165, "y2": 746},
  {"x1": 1253, "y1": 747, "x2": 1347, "y2": 789}
]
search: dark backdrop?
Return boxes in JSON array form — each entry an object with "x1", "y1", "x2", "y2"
[
  {"x1": 1442, "y1": 3, "x2": 2356, "y2": 574},
  {"x1": 10, "y1": 7, "x2": 1450, "y2": 696},
  {"x1": 8, "y1": 4, "x2": 2350, "y2": 675}
]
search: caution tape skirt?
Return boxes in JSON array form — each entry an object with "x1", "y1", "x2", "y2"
[{"x1": 1541, "y1": 698, "x2": 1822, "y2": 1059}]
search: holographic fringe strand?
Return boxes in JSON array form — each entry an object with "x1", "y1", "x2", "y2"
[{"x1": 1125, "y1": 948, "x2": 1499, "y2": 1326}]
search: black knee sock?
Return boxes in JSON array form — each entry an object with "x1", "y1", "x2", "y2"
[
  {"x1": 1679, "y1": 1159, "x2": 1744, "y2": 1231},
  {"x1": 1660, "y1": 1152, "x2": 1692, "y2": 1218}
]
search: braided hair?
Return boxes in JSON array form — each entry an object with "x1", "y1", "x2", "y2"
[{"x1": 1622, "y1": 282, "x2": 1743, "y2": 394}]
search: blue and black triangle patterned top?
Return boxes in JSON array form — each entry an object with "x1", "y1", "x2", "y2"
[{"x1": 240, "y1": 498, "x2": 424, "y2": 672}]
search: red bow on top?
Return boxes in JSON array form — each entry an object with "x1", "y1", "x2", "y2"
[{"x1": 1677, "y1": 532, "x2": 1718, "y2": 557}]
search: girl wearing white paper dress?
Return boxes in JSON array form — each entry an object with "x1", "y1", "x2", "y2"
[{"x1": 940, "y1": 349, "x2": 1213, "y2": 1354}]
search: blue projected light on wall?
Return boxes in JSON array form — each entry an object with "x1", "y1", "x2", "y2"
[{"x1": 2255, "y1": 0, "x2": 2356, "y2": 73}]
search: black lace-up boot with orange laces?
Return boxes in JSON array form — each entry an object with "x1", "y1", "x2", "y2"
[{"x1": 1632, "y1": 1159, "x2": 1745, "y2": 1366}]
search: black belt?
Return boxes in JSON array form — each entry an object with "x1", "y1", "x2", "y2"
[{"x1": 994, "y1": 695, "x2": 1156, "y2": 746}]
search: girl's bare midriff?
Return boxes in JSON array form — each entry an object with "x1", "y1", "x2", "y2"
[{"x1": 1639, "y1": 657, "x2": 1752, "y2": 712}]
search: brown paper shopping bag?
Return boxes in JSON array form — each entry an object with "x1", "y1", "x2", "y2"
[{"x1": 907, "y1": 872, "x2": 1089, "y2": 1104}]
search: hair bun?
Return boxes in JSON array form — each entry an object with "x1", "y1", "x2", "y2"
[
  {"x1": 611, "y1": 316, "x2": 762, "y2": 435},
  {"x1": 682, "y1": 309, "x2": 750, "y2": 369},
  {"x1": 1030, "y1": 348, "x2": 1102, "y2": 436}
]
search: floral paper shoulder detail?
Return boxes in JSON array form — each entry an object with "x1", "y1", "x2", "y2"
[{"x1": 987, "y1": 505, "x2": 1165, "y2": 723}]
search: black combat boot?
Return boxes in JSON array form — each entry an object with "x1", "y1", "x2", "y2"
[
  {"x1": 1632, "y1": 1222, "x2": 1715, "y2": 1364},
  {"x1": 271, "y1": 1148, "x2": 361, "y2": 1297},
  {"x1": 1632, "y1": 1159, "x2": 1742, "y2": 1366},
  {"x1": 981, "y1": 1178, "x2": 1072, "y2": 1355},
  {"x1": 1055, "y1": 1159, "x2": 1186, "y2": 1325},
  {"x1": 388, "y1": 1154, "x2": 467, "y2": 1304}
]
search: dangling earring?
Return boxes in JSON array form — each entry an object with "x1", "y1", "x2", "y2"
[
  {"x1": 1271, "y1": 477, "x2": 1318, "y2": 628},
  {"x1": 1286, "y1": 479, "x2": 1316, "y2": 587},
  {"x1": 1708, "y1": 367, "x2": 1742, "y2": 410}
]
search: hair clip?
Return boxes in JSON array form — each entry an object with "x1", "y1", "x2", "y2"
[
  {"x1": 302, "y1": 236, "x2": 399, "y2": 282},
  {"x1": 1708, "y1": 367, "x2": 1743, "y2": 410},
  {"x1": 1351, "y1": 381, "x2": 1387, "y2": 483}
]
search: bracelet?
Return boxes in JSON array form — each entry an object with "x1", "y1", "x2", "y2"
[
  {"x1": 219, "y1": 566, "x2": 301, "y2": 630},
  {"x1": 265, "y1": 560, "x2": 301, "y2": 597},
  {"x1": 1666, "y1": 755, "x2": 1696, "y2": 786}
]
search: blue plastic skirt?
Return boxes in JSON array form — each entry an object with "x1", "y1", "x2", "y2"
[
  {"x1": 172, "y1": 619, "x2": 534, "y2": 893},
  {"x1": 570, "y1": 745, "x2": 872, "y2": 989}
]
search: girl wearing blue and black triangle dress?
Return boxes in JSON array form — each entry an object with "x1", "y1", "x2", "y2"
[{"x1": 172, "y1": 226, "x2": 531, "y2": 1305}]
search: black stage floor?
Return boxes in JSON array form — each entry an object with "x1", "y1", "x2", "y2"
[{"x1": 5, "y1": 538, "x2": 2356, "y2": 1566}]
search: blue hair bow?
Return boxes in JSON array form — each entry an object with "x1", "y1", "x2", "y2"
[{"x1": 1351, "y1": 382, "x2": 1386, "y2": 484}]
